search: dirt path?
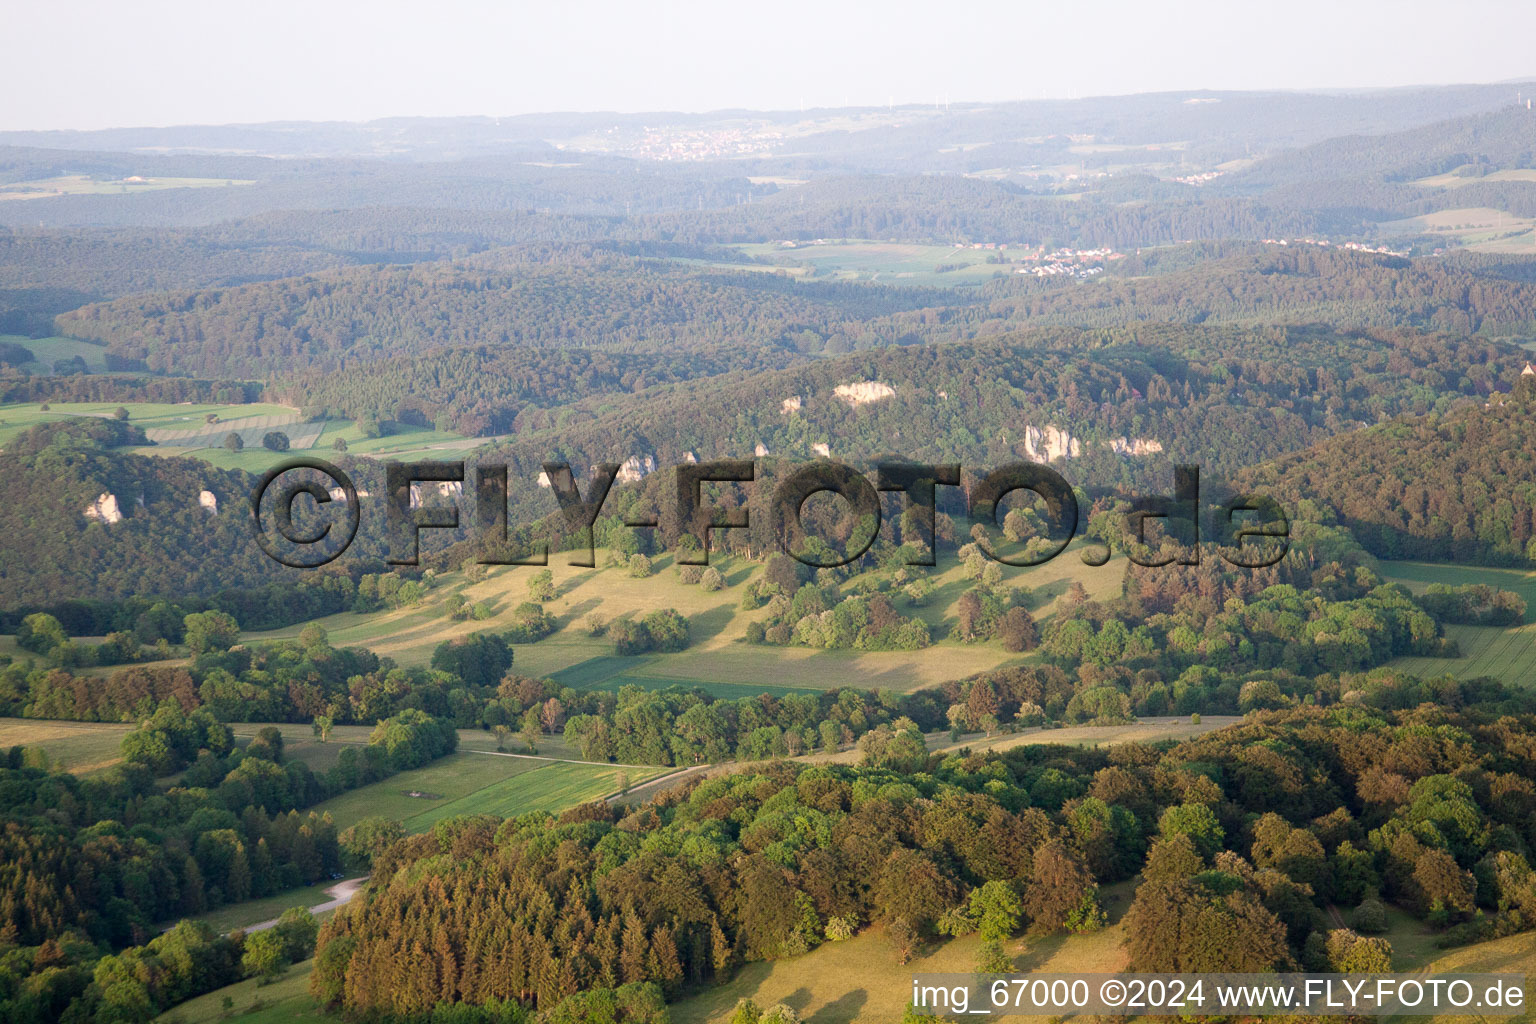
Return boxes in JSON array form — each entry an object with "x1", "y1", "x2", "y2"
[
  {"x1": 243, "y1": 876, "x2": 367, "y2": 933},
  {"x1": 608, "y1": 765, "x2": 710, "y2": 805}
]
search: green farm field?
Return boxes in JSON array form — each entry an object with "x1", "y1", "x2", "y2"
[
  {"x1": 0, "y1": 334, "x2": 111, "y2": 374},
  {"x1": 930, "y1": 715, "x2": 1238, "y2": 757},
  {"x1": 1380, "y1": 560, "x2": 1536, "y2": 686},
  {"x1": 405, "y1": 758, "x2": 673, "y2": 829},
  {"x1": 1412, "y1": 167, "x2": 1536, "y2": 189},
  {"x1": 1380, "y1": 560, "x2": 1536, "y2": 620},
  {"x1": 155, "y1": 419, "x2": 479, "y2": 474},
  {"x1": 246, "y1": 541, "x2": 1122, "y2": 696}
]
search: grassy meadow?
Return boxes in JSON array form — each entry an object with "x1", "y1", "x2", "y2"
[
  {"x1": 1377, "y1": 206, "x2": 1536, "y2": 249},
  {"x1": 0, "y1": 397, "x2": 295, "y2": 449},
  {"x1": 0, "y1": 174, "x2": 253, "y2": 202},
  {"x1": 156, "y1": 958, "x2": 327, "y2": 1024},
  {"x1": 162, "y1": 418, "x2": 478, "y2": 474},
  {"x1": 0, "y1": 392, "x2": 478, "y2": 472},
  {"x1": 0, "y1": 717, "x2": 133, "y2": 773}
]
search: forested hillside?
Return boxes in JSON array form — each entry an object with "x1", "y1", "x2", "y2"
[
  {"x1": 0, "y1": 421, "x2": 297, "y2": 607},
  {"x1": 467, "y1": 322, "x2": 1522, "y2": 503},
  {"x1": 1238, "y1": 380, "x2": 1536, "y2": 564},
  {"x1": 54, "y1": 252, "x2": 949, "y2": 378}
]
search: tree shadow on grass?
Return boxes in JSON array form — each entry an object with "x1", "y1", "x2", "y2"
[
  {"x1": 721, "y1": 558, "x2": 756, "y2": 587},
  {"x1": 806, "y1": 989, "x2": 868, "y2": 1024},
  {"x1": 559, "y1": 597, "x2": 602, "y2": 629},
  {"x1": 1009, "y1": 930, "x2": 1069, "y2": 973},
  {"x1": 554, "y1": 568, "x2": 598, "y2": 599},
  {"x1": 689, "y1": 604, "x2": 737, "y2": 645}
]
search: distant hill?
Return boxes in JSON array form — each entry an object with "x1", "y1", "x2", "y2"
[{"x1": 1232, "y1": 105, "x2": 1536, "y2": 190}]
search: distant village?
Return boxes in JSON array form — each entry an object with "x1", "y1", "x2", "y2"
[
  {"x1": 1262, "y1": 237, "x2": 1411, "y2": 257},
  {"x1": 1172, "y1": 170, "x2": 1225, "y2": 186},
  {"x1": 996, "y1": 244, "x2": 1125, "y2": 277}
]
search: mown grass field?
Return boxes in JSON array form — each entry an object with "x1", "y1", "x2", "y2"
[
  {"x1": 735, "y1": 240, "x2": 1012, "y2": 287},
  {"x1": 1412, "y1": 168, "x2": 1536, "y2": 190},
  {"x1": 304, "y1": 750, "x2": 667, "y2": 833},
  {"x1": 1380, "y1": 560, "x2": 1536, "y2": 686},
  {"x1": 930, "y1": 715, "x2": 1237, "y2": 757},
  {"x1": 246, "y1": 541, "x2": 1122, "y2": 698},
  {"x1": 406, "y1": 759, "x2": 671, "y2": 829},
  {"x1": 305, "y1": 751, "x2": 548, "y2": 831},
  {"x1": 0, "y1": 717, "x2": 132, "y2": 773},
  {"x1": 0, "y1": 173, "x2": 253, "y2": 201},
  {"x1": 1378, "y1": 206, "x2": 1536, "y2": 249}
]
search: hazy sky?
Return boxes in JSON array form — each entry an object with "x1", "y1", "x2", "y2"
[{"x1": 8, "y1": 0, "x2": 1536, "y2": 131}]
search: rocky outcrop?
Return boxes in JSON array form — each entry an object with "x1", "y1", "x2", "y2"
[
  {"x1": 781, "y1": 396, "x2": 802, "y2": 414},
  {"x1": 754, "y1": 443, "x2": 770, "y2": 457},
  {"x1": 833, "y1": 381, "x2": 895, "y2": 406},
  {"x1": 409, "y1": 480, "x2": 463, "y2": 508},
  {"x1": 1022, "y1": 425, "x2": 1081, "y2": 462},
  {"x1": 615, "y1": 454, "x2": 656, "y2": 483},
  {"x1": 1110, "y1": 437, "x2": 1164, "y2": 456},
  {"x1": 199, "y1": 489, "x2": 219, "y2": 513},
  {"x1": 812, "y1": 442, "x2": 831, "y2": 458},
  {"x1": 84, "y1": 492, "x2": 123, "y2": 524}
]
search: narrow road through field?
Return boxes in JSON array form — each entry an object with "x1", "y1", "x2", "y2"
[{"x1": 465, "y1": 748, "x2": 666, "y2": 769}]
